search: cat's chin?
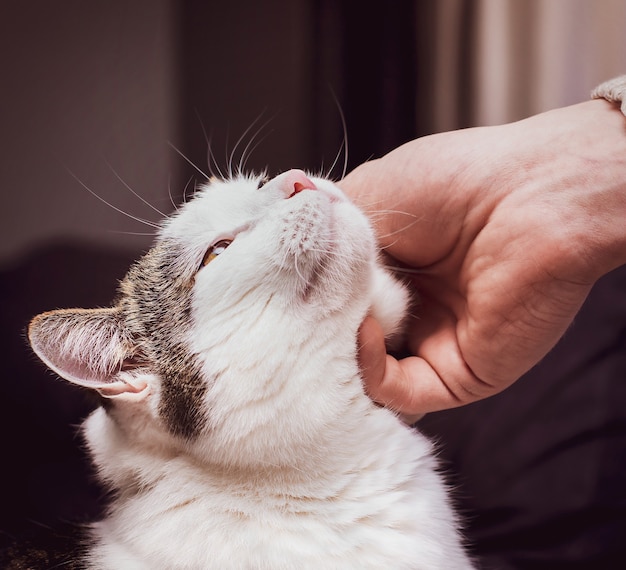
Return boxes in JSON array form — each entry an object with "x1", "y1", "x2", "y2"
[{"x1": 255, "y1": 186, "x2": 373, "y2": 313}]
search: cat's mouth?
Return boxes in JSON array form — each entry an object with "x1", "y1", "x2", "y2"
[
  {"x1": 291, "y1": 194, "x2": 343, "y2": 302},
  {"x1": 300, "y1": 233, "x2": 335, "y2": 301},
  {"x1": 270, "y1": 188, "x2": 333, "y2": 297}
]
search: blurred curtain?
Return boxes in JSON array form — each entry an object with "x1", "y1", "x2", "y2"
[
  {"x1": 311, "y1": 0, "x2": 421, "y2": 170},
  {"x1": 312, "y1": 0, "x2": 626, "y2": 169},
  {"x1": 429, "y1": 0, "x2": 626, "y2": 130}
]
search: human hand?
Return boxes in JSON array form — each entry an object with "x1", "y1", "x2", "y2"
[{"x1": 340, "y1": 99, "x2": 626, "y2": 417}]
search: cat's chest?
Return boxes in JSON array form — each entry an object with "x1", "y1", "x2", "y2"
[{"x1": 93, "y1": 460, "x2": 429, "y2": 569}]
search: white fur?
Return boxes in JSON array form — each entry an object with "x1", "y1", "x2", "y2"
[{"x1": 31, "y1": 172, "x2": 475, "y2": 569}]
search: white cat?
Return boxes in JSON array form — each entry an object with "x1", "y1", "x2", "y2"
[{"x1": 29, "y1": 170, "x2": 475, "y2": 569}]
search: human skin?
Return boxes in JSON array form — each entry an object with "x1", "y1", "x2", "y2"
[{"x1": 340, "y1": 99, "x2": 626, "y2": 418}]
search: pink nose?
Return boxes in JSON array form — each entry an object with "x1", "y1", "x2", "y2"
[{"x1": 282, "y1": 169, "x2": 317, "y2": 198}]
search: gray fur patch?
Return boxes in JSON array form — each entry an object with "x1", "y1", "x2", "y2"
[{"x1": 118, "y1": 240, "x2": 208, "y2": 439}]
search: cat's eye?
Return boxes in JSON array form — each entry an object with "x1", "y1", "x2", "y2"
[
  {"x1": 257, "y1": 176, "x2": 270, "y2": 189},
  {"x1": 201, "y1": 239, "x2": 232, "y2": 267}
]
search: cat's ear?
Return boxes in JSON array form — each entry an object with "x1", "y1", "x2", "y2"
[
  {"x1": 28, "y1": 307, "x2": 149, "y2": 401},
  {"x1": 369, "y1": 266, "x2": 411, "y2": 348}
]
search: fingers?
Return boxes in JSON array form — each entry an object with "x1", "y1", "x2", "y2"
[
  {"x1": 365, "y1": 351, "x2": 467, "y2": 417},
  {"x1": 357, "y1": 316, "x2": 492, "y2": 417},
  {"x1": 356, "y1": 316, "x2": 388, "y2": 397}
]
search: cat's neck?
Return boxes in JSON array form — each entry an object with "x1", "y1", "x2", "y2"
[{"x1": 84, "y1": 388, "x2": 417, "y2": 499}]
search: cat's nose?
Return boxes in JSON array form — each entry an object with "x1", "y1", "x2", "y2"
[{"x1": 281, "y1": 169, "x2": 317, "y2": 198}]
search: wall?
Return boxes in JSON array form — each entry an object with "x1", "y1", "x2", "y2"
[{"x1": 0, "y1": 1, "x2": 176, "y2": 265}]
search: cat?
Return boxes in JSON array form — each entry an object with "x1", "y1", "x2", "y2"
[{"x1": 28, "y1": 169, "x2": 475, "y2": 569}]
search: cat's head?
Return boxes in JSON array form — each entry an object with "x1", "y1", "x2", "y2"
[{"x1": 28, "y1": 170, "x2": 409, "y2": 466}]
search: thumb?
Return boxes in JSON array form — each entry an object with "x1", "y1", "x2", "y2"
[
  {"x1": 357, "y1": 316, "x2": 485, "y2": 418},
  {"x1": 356, "y1": 316, "x2": 430, "y2": 422}
]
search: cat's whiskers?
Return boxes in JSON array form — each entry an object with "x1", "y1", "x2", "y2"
[
  {"x1": 105, "y1": 159, "x2": 168, "y2": 217},
  {"x1": 347, "y1": 205, "x2": 425, "y2": 242},
  {"x1": 181, "y1": 175, "x2": 196, "y2": 204},
  {"x1": 275, "y1": 245, "x2": 291, "y2": 274},
  {"x1": 167, "y1": 174, "x2": 180, "y2": 212},
  {"x1": 358, "y1": 206, "x2": 421, "y2": 226},
  {"x1": 349, "y1": 196, "x2": 390, "y2": 213},
  {"x1": 324, "y1": 126, "x2": 348, "y2": 182},
  {"x1": 167, "y1": 141, "x2": 210, "y2": 180},
  {"x1": 227, "y1": 112, "x2": 271, "y2": 178},
  {"x1": 376, "y1": 218, "x2": 423, "y2": 240},
  {"x1": 66, "y1": 169, "x2": 161, "y2": 230},
  {"x1": 352, "y1": 197, "x2": 421, "y2": 223},
  {"x1": 235, "y1": 116, "x2": 275, "y2": 176},
  {"x1": 380, "y1": 236, "x2": 401, "y2": 251},
  {"x1": 325, "y1": 88, "x2": 349, "y2": 181},
  {"x1": 367, "y1": 209, "x2": 421, "y2": 220},
  {"x1": 194, "y1": 109, "x2": 226, "y2": 180},
  {"x1": 292, "y1": 252, "x2": 309, "y2": 287},
  {"x1": 108, "y1": 230, "x2": 158, "y2": 237},
  {"x1": 208, "y1": 142, "x2": 226, "y2": 180}
]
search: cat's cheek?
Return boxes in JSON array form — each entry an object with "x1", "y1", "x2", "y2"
[{"x1": 368, "y1": 267, "x2": 411, "y2": 344}]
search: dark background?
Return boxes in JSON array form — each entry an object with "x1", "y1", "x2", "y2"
[{"x1": 1, "y1": 1, "x2": 625, "y2": 568}]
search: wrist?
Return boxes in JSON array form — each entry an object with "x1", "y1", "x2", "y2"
[
  {"x1": 584, "y1": 77, "x2": 626, "y2": 275},
  {"x1": 496, "y1": 99, "x2": 626, "y2": 283},
  {"x1": 571, "y1": 99, "x2": 626, "y2": 279}
]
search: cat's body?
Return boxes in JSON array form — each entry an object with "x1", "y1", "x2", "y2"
[{"x1": 29, "y1": 170, "x2": 474, "y2": 569}]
